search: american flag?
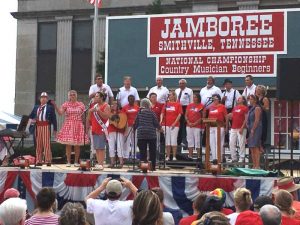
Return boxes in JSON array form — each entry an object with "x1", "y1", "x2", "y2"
[{"x1": 87, "y1": 0, "x2": 103, "y2": 8}]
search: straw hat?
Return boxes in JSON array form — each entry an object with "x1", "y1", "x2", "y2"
[{"x1": 272, "y1": 177, "x2": 300, "y2": 194}]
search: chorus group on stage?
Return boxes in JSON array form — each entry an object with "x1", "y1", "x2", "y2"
[{"x1": 25, "y1": 73, "x2": 269, "y2": 170}]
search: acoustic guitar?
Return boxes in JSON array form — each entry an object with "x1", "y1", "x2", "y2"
[{"x1": 109, "y1": 113, "x2": 127, "y2": 129}]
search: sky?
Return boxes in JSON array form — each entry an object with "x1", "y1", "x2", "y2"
[{"x1": 0, "y1": 1, "x2": 17, "y2": 114}]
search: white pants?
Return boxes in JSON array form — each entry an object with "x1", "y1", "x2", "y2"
[
  {"x1": 124, "y1": 126, "x2": 137, "y2": 158},
  {"x1": 108, "y1": 132, "x2": 124, "y2": 158},
  {"x1": 229, "y1": 128, "x2": 247, "y2": 160},
  {"x1": 164, "y1": 126, "x2": 179, "y2": 146},
  {"x1": 209, "y1": 127, "x2": 225, "y2": 160},
  {"x1": 187, "y1": 127, "x2": 203, "y2": 148}
]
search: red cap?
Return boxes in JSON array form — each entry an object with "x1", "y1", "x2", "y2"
[
  {"x1": 4, "y1": 188, "x2": 20, "y2": 200},
  {"x1": 235, "y1": 210, "x2": 263, "y2": 225}
]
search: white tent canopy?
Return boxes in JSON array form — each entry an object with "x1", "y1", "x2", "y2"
[{"x1": 0, "y1": 111, "x2": 21, "y2": 129}]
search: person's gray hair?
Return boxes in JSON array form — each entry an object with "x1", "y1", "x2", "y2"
[
  {"x1": 140, "y1": 98, "x2": 151, "y2": 109},
  {"x1": 179, "y1": 79, "x2": 187, "y2": 84},
  {"x1": 156, "y1": 77, "x2": 163, "y2": 81},
  {"x1": 0, "y1": 197, "x2": 27, "y2": 225},
  {"x1": 256, "y1": 84, "x2": 268, "y2": 96},
  {"x1": 259, "y1": 204, "x2": 281, "y2": 225}
]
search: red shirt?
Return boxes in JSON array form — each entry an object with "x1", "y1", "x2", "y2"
[
  {"x1": 221, "y1": 208, "x2": 234, "y2": 215},
  {"x1": 293, "y1": 201, "x2": 300, "y2": 220},
  {"x1": 208, "y1": 104, "x2": 227, "y2": 123},
  {"x1": 231, "y1": 105, "x2": 248, "y2": 129},
  {"x1": 161, "y1": 102, "x2": 183, "y2": 127},
  {"x1": 122, "y1": 104, "x2": 139, "y2": 126},
  {"x1": 151, "y1": 102, "x2": 163, "y2": 121},
  {"x1": 282, "y1": 216, "x2": 300, "y2": 225},
  {"x1": 186, "y1": 103, "x2": 205, "y2": 128},
  {"x1": 90, "y1": 103, "x2": 109, "y2": 135},
  {"x1": 179, "y1": 214, "x2": 198, "y2": 225}
]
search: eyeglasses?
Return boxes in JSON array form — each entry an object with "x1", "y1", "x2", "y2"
[
  {"x1": 70, "y1": 94, "x2": 76, "y2": 96},
  {"x1": 96, "y1": 78, "x2": 103, "y2": 80}
]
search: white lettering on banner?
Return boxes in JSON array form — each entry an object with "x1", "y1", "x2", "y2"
[{"x1": 160, "y1": 14, "x2": 273, "y2": 39}]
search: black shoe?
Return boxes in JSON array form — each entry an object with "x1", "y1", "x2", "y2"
[
  {"x1": 36, "y1": 162, "x2": 43, "y2": 166},
  {"x1": 46, "y1": 163, "x2": 52, "y2": 167}
]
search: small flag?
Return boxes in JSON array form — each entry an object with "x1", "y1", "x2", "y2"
[{"x1": 87, "y1": 0, "x2": 102, "y2": 8}]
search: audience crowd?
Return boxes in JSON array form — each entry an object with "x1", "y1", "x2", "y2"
[{"x1": 0, "y1": 176, "x2": 299, "y2": 225}]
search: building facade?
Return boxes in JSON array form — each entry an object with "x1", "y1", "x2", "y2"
[{"x1": 12, "y1": 0, "x2": 300, "y2": 151}]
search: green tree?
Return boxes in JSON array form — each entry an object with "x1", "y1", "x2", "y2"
[{"x1": 147, "y1": 0, "x2": 163, "y2": 14}]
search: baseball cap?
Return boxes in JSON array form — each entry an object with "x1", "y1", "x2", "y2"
[
  {"x1": 210, "y1": 188, "x2": 226, "y2": 204},
  {"x1": 4, "y1": 188, "x2": 20, "y2": 200},
  {"x1": 40, "y1": 92, "x2": 48, "y2": 97},
  {"x1": 106, "y1": 180, "x2": 122, "y2": 197},
  {"x1": 235, "y1": 210, "x2": 263, "y2": 225}
]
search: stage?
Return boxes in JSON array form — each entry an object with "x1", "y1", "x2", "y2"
[{"x1": 0, "y1": 164, "x2": 281, "y2": 215}]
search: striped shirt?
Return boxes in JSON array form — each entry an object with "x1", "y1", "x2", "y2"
[
  {"x1": 37, "y1": 104, "x2": 48, "y2": 121},
  {"x1": 25, "y1": 214, "x2": 59, "y2": 225},
  {"x1": 134, "y1": 108, "x2": 160, "y2": 140}
]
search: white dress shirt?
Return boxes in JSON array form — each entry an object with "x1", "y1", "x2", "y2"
[
  {"x1": 89, "y1": 83, "x2": 114, "y2": 103},
  {"x1": 175, "y1": 87, "x2": 193, "y2": 106},
  {"x1": 242, "y1": 84, "x2": 257, "y2": 98},
  {"x1": 222, "y1": 88, "x2": 241, "y2": 109},
  {"x1": 147, "y1": 85, "x2": 169, "y2": 103},
  {"x1": 200, "y1": 85, "x2": 222, "y2": 106},
  {"x1": 117, "y1": 86, "x2": 140, "y2": 107}
]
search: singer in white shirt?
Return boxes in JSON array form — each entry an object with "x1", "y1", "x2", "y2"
[
  {"x1": 200, "y1": 76, "x2": 222, "y2": 108},
  {"x1": 221, "y1": 79, "x2": 241, "y2": 113},
  {"x1": 117, "y1": 76, "x2": 140, "y2": 108},
  {"x1": 147, "y1": 77, "x2": 169, "y2": 104},
  {"x1": 89, "y1": 74, "x2": 114, "y2": 104},
  {"x1": 175, "y1": 79, "x2": 193, "y2": 146},
  {"x1": 242, "y1": 75, "x2": 256, "y2": 102}
]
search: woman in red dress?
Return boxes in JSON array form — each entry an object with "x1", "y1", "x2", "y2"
[
  {"x1": 160, "y1": 91, "x2": 182, "y2": 161},
  {"x1": 208, "y1": 94, "x2": 227, "y2": 161},
  {"x1": 54, "y1": 90, "x2": 89, "y2": 167}
]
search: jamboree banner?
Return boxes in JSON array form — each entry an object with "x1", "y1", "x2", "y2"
[{"x1": 146, "y1": 10, "x2": 286, "y2": 77}]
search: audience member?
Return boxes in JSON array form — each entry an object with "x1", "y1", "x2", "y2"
[
  {"x1": 3, "y1": 188, "x2": 20, "y2": 200},
  {"x1": 259, "y1": 204, "x2": 281, "y2": 225},
  {"x1": 132, "y1": 190, "x2": 163, "y2": 225},
  {"x1": 25, "y1": 187, "x2": 59, "y2": 225},
  {"x1": 151, "y1": 188, "x2": 175, "y2": 225},
  {"x1": 274, "y1": 189, "x2": 300, "y2": 225},
  {"x1": 86, "y1": 177, "x2": 138, "y2": 225},
  {"x1": 210, "y1": 188, "x2": 234, "y2": 215},
  {"x1": 192, "y1": 211, "x2": 230, "y2": 225},
  {"x1": 59, "y1": 202, "x2": 87, "y2": 225},
  {"x1": 227, "y1": 188, "x2": 252, "y2": 225},
  {"x1": 253, "y1": 195, "x2": 274, "y2": 212},
  {"x1": 235, "y1": 210, "x2": 263, "y2": 225},
  {"x1": 273, "y1": 176, "x2": 300, "y2": 220},
  {"x1": 197, "y1": 196, "x2": 223, "y2": 220},
  {"x1": 179, "y1": 193, "x2": 207, "y2": 225},
  {"x1": 0, "y1": 197, "x2": 27, "y2": 225}
]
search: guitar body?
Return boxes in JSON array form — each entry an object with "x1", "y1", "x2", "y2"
[{"x1": 110, "y1": 113, "x2": 128, "y2": 129}]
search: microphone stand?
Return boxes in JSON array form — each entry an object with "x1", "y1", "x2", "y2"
[
  {"x1": 159, "y1": 100, "x2": 170, "y2": 170},
  {"x1": 194, "y1": 98, "x2": 213, "y2": 174},
  {"x1": 127, "y1": 108, "x2": 141, "y2": 173}
]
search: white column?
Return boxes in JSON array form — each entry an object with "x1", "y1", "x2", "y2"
[
  {"x1": 55, "y1": 16, "x2": 73, "y2": 129},
  {"x1": 237, "y1": 0, "x2": 259, "y2": 10}
]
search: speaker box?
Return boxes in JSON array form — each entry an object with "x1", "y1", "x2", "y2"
[{"x1": 277, "y1": 58, "x2": 300, "y2": 100}]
